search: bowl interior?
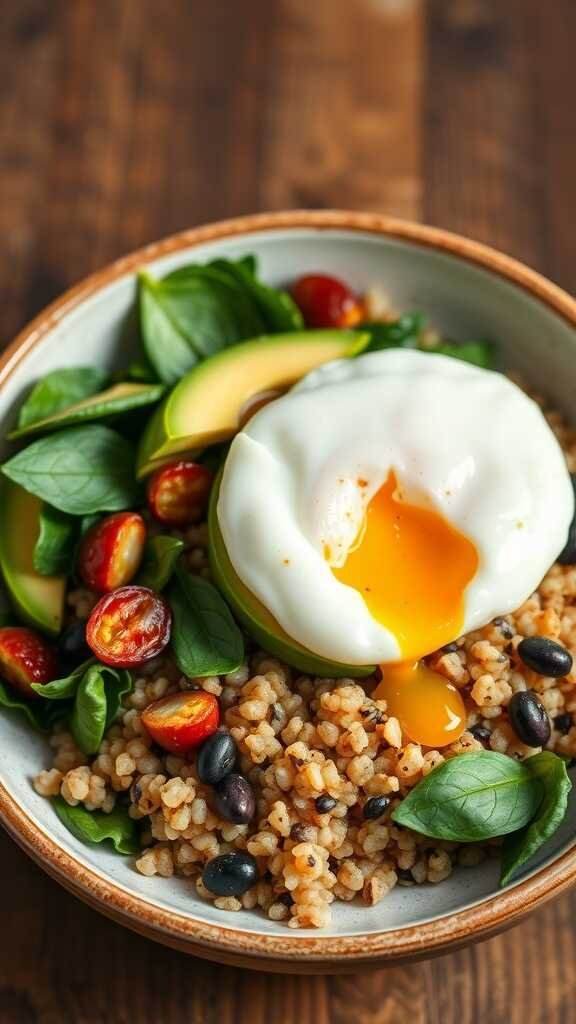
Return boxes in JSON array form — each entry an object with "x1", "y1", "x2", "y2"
[{"x1": 1, "y1": 223, "x2": 576, "y2": 941}]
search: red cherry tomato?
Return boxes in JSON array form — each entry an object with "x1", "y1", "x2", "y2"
[
  {"x1": 86, "y1": 586, "x2": 171, "y2": 667},
  {"x1": 0, "y1": 626, "x2": 59, "y2": 699},
  {"x1": 147, "y1": 461, "x2": 214, "y2": 528},
  {"x1": 142, "y1": 690, "x2": 220, "y2": 756},
  {"x1": 291, "y1": 274, "x2": 363, "y2": 328},
  {"x1": 79, "y1": 512, "x2": 147, "y2": 593}
]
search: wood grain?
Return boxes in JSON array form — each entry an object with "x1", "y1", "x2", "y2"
[{"x1": 0, "y1": 0, "x2": 575, "y2": 1021}]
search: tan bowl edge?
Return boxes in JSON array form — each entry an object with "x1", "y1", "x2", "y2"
[{"x1": 1, "y1": 210, "x2": 576, "y2": 970}]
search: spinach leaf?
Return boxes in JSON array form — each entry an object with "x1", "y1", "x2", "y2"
[
  {"x1": 2, "y1": 425, "x2": 140, "y2": 515},
  {"x1": 52, "y1": 796, "x2": 140, "y2": 855},
  {"x1": 33, "y1": 504, "x2": 77, "y2": 576},
  {"x1": 138, "y1": 535, "x2": 184, "y2": 591},
  {"x1": 169, "y1": 568, "x2": 244, "y2": 677},
  {"x1": 362, "y1": 313, "x2": 424, "y2": 351},
  {"x1": 31, "y1": 659, "x2": 94, "y2": 700},
  {"x1": 392, "y1": 751, "x2": 543, "y2": 842},
  {"x1": 139, "y1": 272, "x2": 198, "y2": 386},
  {"x1": 71, "y1": 667, "x2": 107, "y2": 754},
  {"x1": 500, "y1": 752, "x2": 572, "y2": 886},
  {"x1": 430, "y1": 340, "x2": 494, "y2": 369},
  {"x1": 207, "y1": 257, "x2": 304, "y2": 332},
  {"x1": 0, "y1": 680, "x2": 49, "y2": 732},
  {"x1": 16, "y1": 367, "x2": 108, "y2": 430},
  {"x1": 8, "y1": 382, "x2": 166, "y2": 440}
]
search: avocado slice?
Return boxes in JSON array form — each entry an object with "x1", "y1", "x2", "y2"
[
  {"x1": 0, "y1": 478, "x2": 65, "y2": 635},
  {"x1": 8, "y1": 382, "x2": 165, "y2": 440},
  {"x1": 136, "y1": 329, "x2": 368, "y2": 478},
  {"x1": 208, "y1": 473, "x2": 375, "y2": 678}
]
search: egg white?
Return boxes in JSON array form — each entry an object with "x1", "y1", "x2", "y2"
[{"x1": 218, "y1": 350, "x2": 574, "y2": 665}]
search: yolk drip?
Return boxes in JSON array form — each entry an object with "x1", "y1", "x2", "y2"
[
  {"x1": 373, "y1": 662, "x2": 466, "y2": 748},
  {"x1": 331, "y1": 471, "x2": 478, "y2": 661}
]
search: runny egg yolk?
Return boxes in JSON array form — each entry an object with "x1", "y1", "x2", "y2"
[
  {"x1": 331, "y1": 471, "x2": 479, "y2": 661},
  {"x1": 329, "y1": 470, "x2": 477, "y2": 747},
  {"x1": 373, "y1": 662, "x2": 466, "y2": 748}
]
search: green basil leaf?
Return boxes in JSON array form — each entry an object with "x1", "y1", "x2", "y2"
[
  {"x1": 0, "y1": 680, "x2": 49, "y2": 732},
  {"x1": 71, "y1": 667, "x2": 107, "y2": 754},
  {"x1": 392, "y1": 751, "x2": 543, "y2": 842},
  {"x1": 430, "y1": 340, "x2": 494, "y2": 369},
  {"x1": 207, "y1": 257, "x2": 304, "y2": 332},
  {"x1": 2, "y1": 425, "x2": 140, "y2": 515},
  {"x1": 169, "y1": 568, "x2": 244, "y2": 677},
  {"x1": 500, "y1": 752, "x2": 572, "y2": 886},
  {"x1": 138, "y1": 535, "x2": 184, "y2": 591},
  {"x1": 8, "y1": 382, "x2": 166, "y2": 440},
  {"x1": 52, "y1": 796, "x2": 140, "y2": 855},
  {"x1": 16, "y1": 368, "x2": 109, "y2": 430},
  {"x1": 33, "y1": 504, "x2": 77, "y2": 576},
  {"x1": 362, "y1": 313, "x2": 424, "y2": 352},
  {"x1": 31, "y1": 659, "x2": 95, "y2": 700}
]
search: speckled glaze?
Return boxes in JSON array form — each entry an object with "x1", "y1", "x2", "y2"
[{"x1": 1, "y1": 211, "x2": 576, "y2": 972}]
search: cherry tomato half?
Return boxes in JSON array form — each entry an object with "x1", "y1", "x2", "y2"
[
  {"x1": 291, "y1": 274, "x2": 363, "y2": 329},
  {"x1": 142, "y1": 690, "x2": 220, "y2": 756},
  {"x1": 79, "y1": 512, "x2": 147, "y2": 593},
  {"x1": 0, "y1": 626, "x2": 59, "y2": 699},
  {"x1": 86, "y1": 586, "x2": 171, "y2": 667},
  {"x1": 147, "y1": 461, "x2": 214, "y2": 528}
]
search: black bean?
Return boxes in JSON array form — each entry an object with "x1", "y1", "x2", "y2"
[
  {"x1": 553, "y1": 713, "x2": 573, "y2": 735},
  {"x1": 202, "y1": 852, "x2": 258, "y2": 897},
  {"x1": 314, "y1": 795, "x2": 337, "y2": 814},
  {"x1": 196, "y1": 731, "x2": 237, "y2": 786},
  {"x1": 213, "y1": 773, "x2": 255, "y2": 824},
  {"x1": 290, "y1": 822, "x2": 312, "y2": 842},
  {"x1": 557, "y1": 475, "x2": 576, "y2": 565},
  {"x1": 470, "y1": 724, "x2": 492, "y2": 743},
  {"x1": 508, "y1": 691, "x2": 551, "y2": 746},
  {"x1": 518, "y1": 636, "x2": 573, "y2": 678},
  {"x1": 363, "y1": 795, "x2": 391, "y2": 820},
  {"x1": 57, "y1": 620, "x2": 91, "y2": 668},
  {"x1": 277, "y1": 891, "x2": 294, "y2": 907}
]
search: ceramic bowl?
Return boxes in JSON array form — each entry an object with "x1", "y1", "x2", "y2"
[{"x1": 1, "y1": 211, "x2": 576, "y2": 973}]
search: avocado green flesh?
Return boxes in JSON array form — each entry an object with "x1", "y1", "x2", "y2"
[
  {"x1": 208, "y1": 474, "x2": 375, "y2": 679},
  {"x1": 137, "y1": 329, "x2": 369, "y2": 478},
  {"x1": 8, "y1": 382, "x2": 165, "y2": 440},
  {"x1": 0, "y1": 478, "x2": 65, "y2": 635}
]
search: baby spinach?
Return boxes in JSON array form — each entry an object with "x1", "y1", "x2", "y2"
[
  {"x1": 500, "y1": 752, "x2": 572, "y2": 886},
  {"x1": 169, "y1": 568, "x2": 244, "y2": 677},
  {"x1": 207, "y1": 256, "x2": 303, "y2": 333},
  {"x1": 16, "y1": 367, "x2": 108, "y2": 431},
  {"x1": 362, "y1": 313, "x2": 424, "y2": 351},
  {"x1": 1, "y1": 425, "x2": 140, "y2": 515},
  {"x1": 0, "y1": 680, "x2": 49, "y2": 732},
  {"x1": 33, "y1": 660, "x2": 132, "y2": 754},
  {"x1": 8, "y1": 382, "x2": 166, "y2": 440},
  {"x1": 431, "y1": 340, "x2": 494, "y2": 369},
  {"x1": 33, "y1": 503, "x2": 77, "y2": 576},
  {"x1": 392, "y1": 751, "x2": 543, "y2": 842},
  {"x1": 52, "y1": 796, "x2": 140, "y2": 855},
  {"x1": 138, "y1": 535, "x2": 184, "y2": 591}
]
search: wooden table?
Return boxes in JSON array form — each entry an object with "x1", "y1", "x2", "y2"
[{"x1": 1, "y1": 1, "x2": 575, "y2": 1020}]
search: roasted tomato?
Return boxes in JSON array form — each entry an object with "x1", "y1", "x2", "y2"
[
  {"x1": 147, "y1": 461, "x2": 214, "y2": 527},
  {"x1": 291, "y1": 274, "x2": 363, "y2": 328},
  {"x1": 0, "y1": 626, "x2": 59, "y2": 699},
  {"x1": 142, "y1": 690, "x2": 220, "y2": 756},
  {"x1": 86, "y1": 586, "x2": 171, "y2": 667},
  {"x1": 79, "y1": 512, "x2": 147, "y2": 593}
]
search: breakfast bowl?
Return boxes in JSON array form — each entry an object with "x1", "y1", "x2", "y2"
[{"x1": 1, "y1": 210, "x2": 576, "y2": 972}]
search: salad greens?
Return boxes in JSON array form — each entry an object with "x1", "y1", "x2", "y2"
[
  {"x1": 169, "y1": 567, "x2": 244, "y2": 677},
  {"x1": 33, "y1": 504, "x2": 77, "y2": 576},
  {"x1": 16, "y1": 367, "x2": 109, "y2": 430},
  {"x1": 2, "y1": 425, "x2": 141, "y2": 515},
  {"x1": 8, "y1": 381, "x2": 166, "y2": 441},
  {"x1": 138, "y1": 535, "x2": 184, "y2": 591},
  {"x1": 32, "y1": 660, "x2": 133, "y2": 754},
  {"x1": 392, "y1": 750, "x2": 572, "y2": 885},
  {"x1": 52, "y1": 796, "x2": 140, "y2": 855}
]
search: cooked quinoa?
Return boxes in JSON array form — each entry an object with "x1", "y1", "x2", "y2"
[{"x1": 32, "y1": 400, "x2": 576, "y2": 930}]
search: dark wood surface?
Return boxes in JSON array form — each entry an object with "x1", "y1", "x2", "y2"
[{"x1": 1, "y1": 1, "x2": 576, "y2": 1021}]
